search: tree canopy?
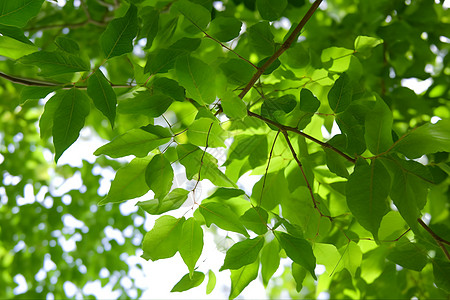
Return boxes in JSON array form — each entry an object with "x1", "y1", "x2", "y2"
[{"x1": 1, "y1": 0, "x2": 450, "y2": 298}]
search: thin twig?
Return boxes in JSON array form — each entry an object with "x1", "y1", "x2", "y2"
[
  {"x1": 248, "y1": 110, "x2": 356, "y2": 163},
  {"x1": 192, "y1": 122, "x2": 214, "y2": 193},
  {"x1": 258, "y1": 130, "x2": 280, "y2": 207},
  {"x1": 282, "y1": 130, "x2": 332, "y2": 221},
  {"x1": 418, "y1": 218, "x2": 450, "y2": 260}
]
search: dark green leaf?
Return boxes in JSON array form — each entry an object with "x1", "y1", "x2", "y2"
[
  {"x1": 118, "y1": 92, "x2": 173, "y2": 117},
  {"x1": 0, "y1": 24, "x2": 32, "y2": 44},
  {"x1": 100, "y1": 4, "x2": 138, "y2": 59},
  {"x1": 140, "y1": 7, "x2": 159, "y2": 49},
  {"x1": 220, "y1": 236, "x2": 264, "y2": 271},
  {"x1": 248, "y1": 21, "x2": 275, "y2": 56},
  {"x1": 173, "y1": 0, "x2": 210, "y2": 31},
  {"x1": 87, "y1": 69, "x2": 117, "y2": 128},
  {"x1": 433, "y1": 259, "x2": 450, "y2": 293},
  {"x1": 19, "y1": 50, "x2": 89, "y2": 76},
  {"x1": 365, "y1": 96, "x2": 393, "y2": 154},
  {"x1": 256, "y1": 0, "x2": 287, "y2": 21},
  {"x1": 142, "y1": 215, "x2": 185, "y2": 261},
  {"x1": 20, "y1": 86, "x2": 56, "y2": 105},
  {"x1": 52, "y1": 89, "x2": 90, "y2": 162},
  {"x1": 219, "y1": 58, "x2": 255, "y2": 85},
  {"x1": 0, "y1": 0, "x2": 43, "y2": 27},
  {"x1": 55, "y1": 36, "x2": 80, "y2": 54},
  {"x1": 328, "y1": 73, "x2": 352, "y2": 113},
  {"x1": 171, "y1": 272, "x2": 205, "y2": 292},
  {"x1": 387, "y1": 241, "x2": 427, "y2": 271},
  {"x1": 209, "y1": 17, "x2": 242, "y2": 42},
  {"x1": 152, "y1": 77, "x2": 185, "y2": 102},
  {"x1": 199, "y1": 202, "x2": 249, "y2": 237},
  {"x1": 346, "y1": 159, "x2": 390, "y2": 240},
  {"x1": 299, "y1": 89, "x2": 320, "y2": 113},
  {"x1": 137, "y1": 188, "x2": 189, "y2": 215},
  {"x1": 274, "y1": 232, "x2": 317, "y2": 280}
]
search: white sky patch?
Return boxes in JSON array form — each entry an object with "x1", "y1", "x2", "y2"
[
  {"x1": 321, "y1": 121, "x2": 341, "y2": 139},
  {"x1": 13, "y1": 274, "x2": 28, "y2": 294},
  {"x1": 401, "y1": 78, "x2": 433, "y2": 94},
  {"x1": 431, "y1": 116, "x2": 442, "y2": 124}
]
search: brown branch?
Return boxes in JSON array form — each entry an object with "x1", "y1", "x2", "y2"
[
  {"x1": 248, "y1": 110, "x2": 356, "y2": 163},
  {"x1": 282, "y1": 130, "x2": 332, "y2": 221},
  {"x1": 418, "y1": 218, "x2": 450, "y2": 260},
  {"x1": 258, "y1": 130, "x2": 280, "y2": 207},
  {"x1": 238, "y1": 0, "x2": 323, "y2": 99},
  {"x1": 192, "y1": 122, "x2": 214, "y2": 193}
]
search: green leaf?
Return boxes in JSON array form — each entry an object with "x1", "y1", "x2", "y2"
[
  {"x1": 100, "y1": 4, "x2": 138, "y2": 59},
  {"x1": 39, "y1": 91, "x2": 64, "y2": 139},
  {"x1": 220, "y1": 236, "x2": 264, "y2": 271},
  {"x1": 261, "y1": 95, "x2": 297, "y2": 122},
  {"x1": 152, "y1": 77, "x2": 185, "y2": 102},
  {"x1": 179, "y1": 218, "x2": 203, "y2": 278},
  {"x1": 199, "y1": 202, "x2": 249, "y2": 237},
  {"x1": 19, "y1": 50, "x2": 89, "y2": 76},
  {"x1": 433, "y1": 259, "x2": 450, "y2": 293},
  {"x1": 139, "y1": 7, "x2": 159, "y2": 49},
  {"x1": 99, "y1": 156, "x2": 151, "y2": 205},
  {"x1": 0, "y1": 0, "x2": 43, "y2": 27},
  {"x1": 387, "y1": 241, "x2": 427, "y2": 271},
  {"x1": 291, "y1": 263, "x2": 307, "y2": 292},
  {"x1": 177, "y1": 144, "x2": 236, "y2": 188},
  {"x1": 346, "y1": 159, "x2": 390, "y2": 240},
  {"x1": 187, "y1": 118, "x2": 226, "y2": 148},
  {"x1": 142, "y1": 215, "x2": 185, "y2": 261},
  {"x1": 94, "y1": 125, "x2": 172, "y2": 158},
  {"x1": 145, "y1": 154, "x2": 173, "y2": 199},
  {"x1": 261, "y1": 239, "x2": 280, "y2": 287},
  {"x1": 175, "y1": 55, "x2": 216, "y2": 105},
  {"x1": 173, "y1": 0, "x2": 210, "y2": 31},
  {"x1": 251, "y1": 171, "x2": 288, "y2": 211},
  {"x1": 382, "y1": 157, "x2": 432, "y2": 231},
  {"x1": 354, "y1": 35, "x2": 383, "y2": 58},
  {"x1": 248, "y1": 21, "x2": 275, "y2": 56},
  {"x1": 209, "y1": 17, "x2": 242, "y2": 42},
  {"x1": 171, "y1": 271, "x2": 205, "y2": 292},
  {"x1": 20, "y1": 86, "x2": 56, "y2": 105},
  {"x1": 206, "y1": 270, "x2": 216, "y2": 294},
  {"x1": 118, "y1": 92, "x2": 173, "y2": 117},
  {"x1": 52, "y1": 89, "x2": 90, "y2": 162},
  {"x1": 55, "y1": 36, "x2": 80, "y2": 54},
  {"x1": 0, "y1": 24, "x2": 32, "y2": 44},
  {"x1": 340, "y1": 241, "x2": 362, "y2": 277},
  {"x1": 219, "y1": 58, "x2": 255, "y2": 86},
  {"x1": 239, "y1": 207, "x2": 268, "y2": 235},
  {"x1": 0, "y1": 35, "x2": 35, "y2": 60},
  {"x1": 137, "y1": 188, "x2": 189, "y2": 215},
  {"x1": 299, "y1": 89, "x2": 320, "y2": 113},
  {"x1": 393, "y1": 119, "x2": 450, "y2": 159},
  {"x1": 274, "y1": 231, "x2": 317, "y2": 280},
  {"x1": 328, "y1": 73, "x2": 352, "y2": 113},
  {"x1": 206, "y1": 188, "x2": 245, "y2": 201},
  {"x1": 256, "y1": 0, "x2": 287, "y2": 21},
  {"x1": 87, "y1": 69, "x2": 117, "y2": 128},
  {"x1": 220, "y1": 91, "x2": 247, "y2": 119},
  {"x1": 324, "y1": 138, "x2": 350, "y2": 178},
  {"x1": 229, "y1": 259, "x2": 259, "y2": 300},
  {"x1": 365, "y1": 96, "x2": 393, "y2": 154}
]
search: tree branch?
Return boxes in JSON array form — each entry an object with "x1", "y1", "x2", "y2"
[
  {"x1": 418, "y1": 218, "x2": 450, "y2": 260},
  {"x1": 248, "y1": 110, "x2": 356, "y2": 163},
  {"x1": 238, "y1": 0, "x2": 323, "y2": 99}
]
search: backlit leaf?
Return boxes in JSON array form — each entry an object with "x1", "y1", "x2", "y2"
[
  {"x1": 256, "y1": 0, "x2": 287, "y2": 21},
  {"x1": 52, "y1": 89, "x2": 90, "y2": 162},
  {"x1": 137, "y1": 188, "x2": 189, "y2": 215},
  {"x1": 239, "y1": 207, "x2": 268, "y2": 235},
  {"x1": 220, "y1": 91, "x2": 247, "y2": 119},
  {"x1": 173, "y1": 0, "x2": 210, "y2": 31},
  {"x1": 118, "y1": 92, "x2": 173, "y2": 117},
  {"x1": 94, "y1": 125, "x2": 171, "y2": 158},
  {"x1": 220, "y1": 236, "x2": 264, "y2": 271},
  {"x1": 87, "y1": 69, "x2": 117, "y2": 128},
  {"x1": 261, "y1": 239, "x2": 280, "y2": 287},
  {"x1": 291, "y1": 263, "x2": 307, "y2": 292},
  {"x1": 171, "y1": 272, "x2": 205, "y2": 292},
  {"x1": 142, "y1": 215, "x2": 185, "y2": 261},
  {"x1": 199, "y1": 202, "x2": 249, "y2": 237},
  {"x1": 100, "y1": 4, "x2": 138, "y2": 59},
  {"x1": 209, "y1": 17, "x2": 242, "y2": 42},
  {"x1": 187, "y1": 118, "x2": 226, "y2": 148},
  {"x1": 206, "y1": 270, "x2": 216, "y2": 294},
  {"x1": 99, "y1": 156, "x2": 151, "y2": 205},
  {"x1": 0, "y1": 24, "x2": 33, "y2": 44},
  {"x1": 0, "y1": 36, "x2": 37, "y2": 59},
  {"x1": 229, "y1": 259, "x2": 259, "y2": 299},
  {"x1": 179, "y1": 218, "x2": 203, "y2": 278},
  {"x1": 145, "y1": 154, "x2": 173, "y2": 199},
  {"x1": 248, "y1": 21, "x2": 275, "y2": 56},
  {"x1": 354, "y1": 35, "x2": 383, "y2": 58}
]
